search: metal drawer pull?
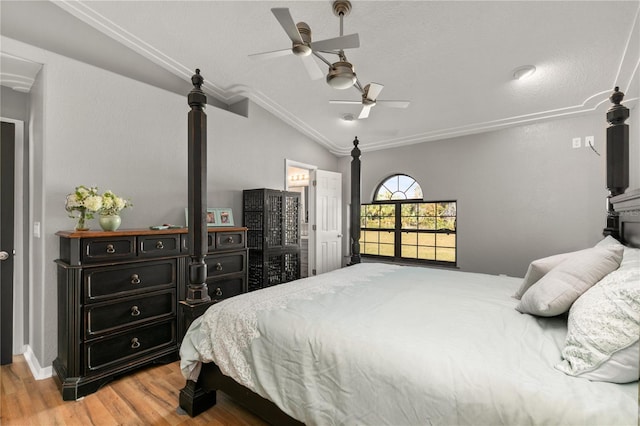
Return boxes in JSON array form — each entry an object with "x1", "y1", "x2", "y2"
[
  {"x1": 215, "y1": 287, "x2": 223, "y2": 297},
  {"x1": 215, "y1": 263, "x2": 223, "y2": 271},
  {"x1": 131, "y1": 274, "x2": 141, "y2": 285},
  {"x1": 131, "y1": 338, "x2": 141, "y2": 349},
  {"x1": 156, "y1": 241, "x2": 164, "y2": 249},
  {"x1": 106, "y1": 244, "x2": 115, "y2": 254},
  {"x1": 130, "y1": 305, "x2": 141, "y2": 316},
  {"x1": 226, "y1": 236, "x2": 234, "y2": 244}
]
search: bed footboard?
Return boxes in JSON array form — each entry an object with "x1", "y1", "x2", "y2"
[{"x1": 179, "y1": 362, "x2": 303, "y2": 425}]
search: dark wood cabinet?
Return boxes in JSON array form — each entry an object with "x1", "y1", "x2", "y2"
[
  {"x1": 243, "y1": 189, "x2": 300, "y2": 291},
  {"x1": 53, "y1": 227, "x2": 247, "y2": 400}
]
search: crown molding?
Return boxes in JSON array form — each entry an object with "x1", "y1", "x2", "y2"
[
  {"x1": 0, "y1": 52, "x2": 42, "y2": 93},
  {"x1": 54, "y1": 1, "x2": 639, "y2": 158}
]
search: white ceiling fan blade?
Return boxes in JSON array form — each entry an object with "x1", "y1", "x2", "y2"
[
  {"x1": 248, "y1": 48, "x2": 293, "y2": 60},
  {"x1": 271, "y1": 8, "x2": 303, "y2": 44},
  {"x1": 311, "y1": 33, "x2": 360, "y2": 52},
  {"x1": 301, "y1": 55, "x2": 324, "y2": 80},
  {"x1": 358, "y1": 105, "x2": 372, "y2": 119},
  {"x1": 377, "y1": 100, "x2": 411, "y2": 108},
  {"x1": 329, "y1": 100, "x2": 362, "y2": 105},
  {"x1": 365, "y1": 83, "x2": 384, "y2": 101}
]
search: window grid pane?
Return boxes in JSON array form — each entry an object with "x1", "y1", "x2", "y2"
[{"x1": 361, "y1": 200, "x2": 457, "y2": 265}]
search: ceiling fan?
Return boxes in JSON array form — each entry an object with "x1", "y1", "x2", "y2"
[
  {"x1": 249, "y1": 3, "x2": 360, "y2": 81},
  {"x1": 330, "y1": 82, "x2": 411, "y2": 119}
]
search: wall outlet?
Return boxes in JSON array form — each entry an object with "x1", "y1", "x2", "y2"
[
  {"x1": 572, "y1": 137, "x2": 581, "y2": 148},
  {"x1": 585, "y1": 136, "x2": 594, "y2": 148},
  {"x1": 33, "y1": 221, "x2": 41, "y2": 238}
]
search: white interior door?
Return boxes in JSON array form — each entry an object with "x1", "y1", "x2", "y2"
[{"x1": 310, "y1": 169, "x2": 342, "y2": 275}]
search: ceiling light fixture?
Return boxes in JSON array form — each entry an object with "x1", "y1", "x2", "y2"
[
  {"x1": 513, "y1": 65, "x2": 536, "y2": 80},
  {"x1": 325, "y1": 1, "x2": 357, "y2": 90},
  {"x1": 342, "y1": 113, "x2": 355, "y2": 122},
  {"x1": 327, "y1": 57, "x2": 357, "y2": 89}
]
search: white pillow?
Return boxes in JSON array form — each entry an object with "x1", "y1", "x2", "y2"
[
  {"x1": 555, "y1": 249, "x2": 640, "y2": 383},
  {"x1": 514, "y1": 237, "x2": 625, "y2": 300},
  {"x1": 595, "y1": 235, "x2": 625, "y2": 249},
  {"x1": 514, "y1": 250, "x2": 580, "y2": 299},
  {"x1": 516, "y1": 245, "x2": 624, "y2": 316}
]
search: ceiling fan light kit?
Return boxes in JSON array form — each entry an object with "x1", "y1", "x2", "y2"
[
  {"x1": 292, "y1": 22, "x2": 312, "y2": 56},
  {"x1": 327, "y1": 60, "x2": 357, "y2": 89}
]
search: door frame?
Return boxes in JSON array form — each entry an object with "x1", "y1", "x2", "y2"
[
  {"x1": 1, "y1": 118, "x2": 26, "y2": 359},
  {"x1": 284, "y1": 159, "x2": 317, "y2": 275}
]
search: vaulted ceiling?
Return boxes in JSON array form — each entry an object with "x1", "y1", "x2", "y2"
[{"x1": 1, "y1": 1, "x2": 638, "y2": 155}]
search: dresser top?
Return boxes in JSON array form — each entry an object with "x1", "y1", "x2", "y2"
[{"x1": 56, "y1": 227, "x2": 248, "y2": 239}]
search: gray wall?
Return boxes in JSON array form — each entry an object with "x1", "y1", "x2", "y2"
[
  {"x1": 2, "y1": 36, "x2": 338, "y2": 371},
  {"x1": 340, "y1": 110, "x2": 639, "y2": 277},
  {"x1": 1, "y1": 86, "x2": 29, "y2": 119}
]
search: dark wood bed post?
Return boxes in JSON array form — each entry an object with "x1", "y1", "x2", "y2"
[
  {"x1": 185, "y1": 68, "x2": 210, "y2": 304},
  {"x1": 603, "y1": 87, "x2": 629, "y2": 239},
  {"x1": 179, "y1": 69, "x2": 216, "y2": 417},
  {"x1": 350, "y1": 136, "x2": 362, "y2": 265}
]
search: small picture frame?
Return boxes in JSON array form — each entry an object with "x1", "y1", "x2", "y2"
[
  {"x1": 214, "y1": 208, "x2": 234, "y2": 226},
  {"x1": 206, "y1": 208, "x2": 217, "y2": 226},
  {"x1": 184, "y1": 208, "x2": 220, "y2": 227}
]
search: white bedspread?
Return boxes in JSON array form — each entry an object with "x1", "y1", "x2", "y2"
[{"x1": 180, "y1": 263, "x2": 637, "y2": 426}]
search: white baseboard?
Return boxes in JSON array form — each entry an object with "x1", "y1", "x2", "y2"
[{"x1": 23, "y1": 345, "x2": 53, "y2": 380}]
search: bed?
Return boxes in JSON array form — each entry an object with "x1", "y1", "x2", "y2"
[{"x1": 178, "y1": 74, "x2": 639, "y2": 425}]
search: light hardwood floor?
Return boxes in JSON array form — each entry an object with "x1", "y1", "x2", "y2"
[{"x1": 0, "y1": 355, "x2": 269, "y2": 426}]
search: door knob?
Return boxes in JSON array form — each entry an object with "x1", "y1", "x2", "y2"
[{"x1": 0, "y1": 251, "x2": 9, "y2": 261}]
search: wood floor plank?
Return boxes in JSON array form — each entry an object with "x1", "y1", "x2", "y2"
[{"x1": 1, "y1": 355, "x2": 270, "y2": 426}]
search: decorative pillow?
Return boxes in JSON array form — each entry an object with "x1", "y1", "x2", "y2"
[
  {"x1": 513, "y1": 250, "x2": 580, "y2": 299},
  {"x1": 514, "y1": 236, "x2": 625, "y2": 300},
  {"x1": 516, "y1": 245, "x2": 624, "y2": 316},
  {"x1": 595, "y1": 235, "x2": 625, "y2": 250},
  {"x1": 555, "y1": 249, "x2": 640, "y2": 383}
]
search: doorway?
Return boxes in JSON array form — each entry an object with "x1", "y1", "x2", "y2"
[
  {"x1": 285, "y1": 160, "x2": 314, "y2": 278},
  {"x1": 1, "y1": 121, "x2": 16, "y2": 364},
  {"x1": 285, "y1": 160, "x2": 343, "y2": 277},
  {"x1": 0, "y1": 118, "x2": 26, "y2": 365}
]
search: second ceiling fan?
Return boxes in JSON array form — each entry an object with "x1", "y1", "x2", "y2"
[{"x1": 330, "y1": 82, "x2": 410, "y2": 119}]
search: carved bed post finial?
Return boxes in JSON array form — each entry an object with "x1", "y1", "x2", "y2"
[
  {"x1": 603, "y1": 86, "x2": 629, "y2": 239},
  {"x1": 350, "y1": 136, "x2": 362, "y2": 265},
  {"x1": 186, "y1": 69, "x2": 210, "y2": 303}
]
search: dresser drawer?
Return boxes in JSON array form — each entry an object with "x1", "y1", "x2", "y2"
[
  {"x1": 82, "y1": 237, "x2": 135, "y2": 263},
  {"x1": 215, "y1": 231, "x2": 245, "y2": 250},
  {"x1": 206, "y1": 252, "x2": 245, "y2": 278},
  {"x1": 207, "y1": 276, "x2": 244, "y2": 302},
  {"x1": 85, "y1": 290, "x2": 176, "y2": 338},
  {"x1": 181, "y1": 233, "x2": 216, "y2": 253},
  {"x1": 139, "y1": 234, "x2": 181, "y2": 258},
  {"x1": 84, "y1": 260, "x2": 176, "y2": 302},
  {"x1": 84, "y1": 320, "x2": 176, "y2": 373}
]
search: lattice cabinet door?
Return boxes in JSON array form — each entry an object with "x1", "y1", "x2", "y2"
[{"x1": 243, "y1": 189, "x2": 301, "y2": 291}]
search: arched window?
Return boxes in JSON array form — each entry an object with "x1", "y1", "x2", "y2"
[
  {"x1": 361, "y1": 174, "x2": 457, "y2": 266},
  {"x1": 374, "y1": 174, "x2": 423, "y2": 201}
]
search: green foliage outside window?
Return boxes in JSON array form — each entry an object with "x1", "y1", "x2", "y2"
[{"x1": 360, "y1": 201, "x2": 457, "y2": 264}]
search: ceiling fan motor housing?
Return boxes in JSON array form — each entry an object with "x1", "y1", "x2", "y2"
[
  {"x1": 293, "y1": 22, "x2": 312, "y2": 56},
  {"x1": 327, "y1": 61, "x2": 356, "y2": 89}
]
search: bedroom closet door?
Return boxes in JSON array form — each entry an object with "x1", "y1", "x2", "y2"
[
  {"x1": 310, "y1": 170, "x2": 342, "y2": 275},
  {"x1": 1, "y1": 121, "x2": 15, "y2": 365}
]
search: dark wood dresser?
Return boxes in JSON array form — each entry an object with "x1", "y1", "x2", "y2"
[{"x1": 53, "y1": 227, "x2": 247, "y2": 400}]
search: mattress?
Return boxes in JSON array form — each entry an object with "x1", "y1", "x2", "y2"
[{"x1": 180, "y1": 262, "x2": 637, "y2": 425}]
